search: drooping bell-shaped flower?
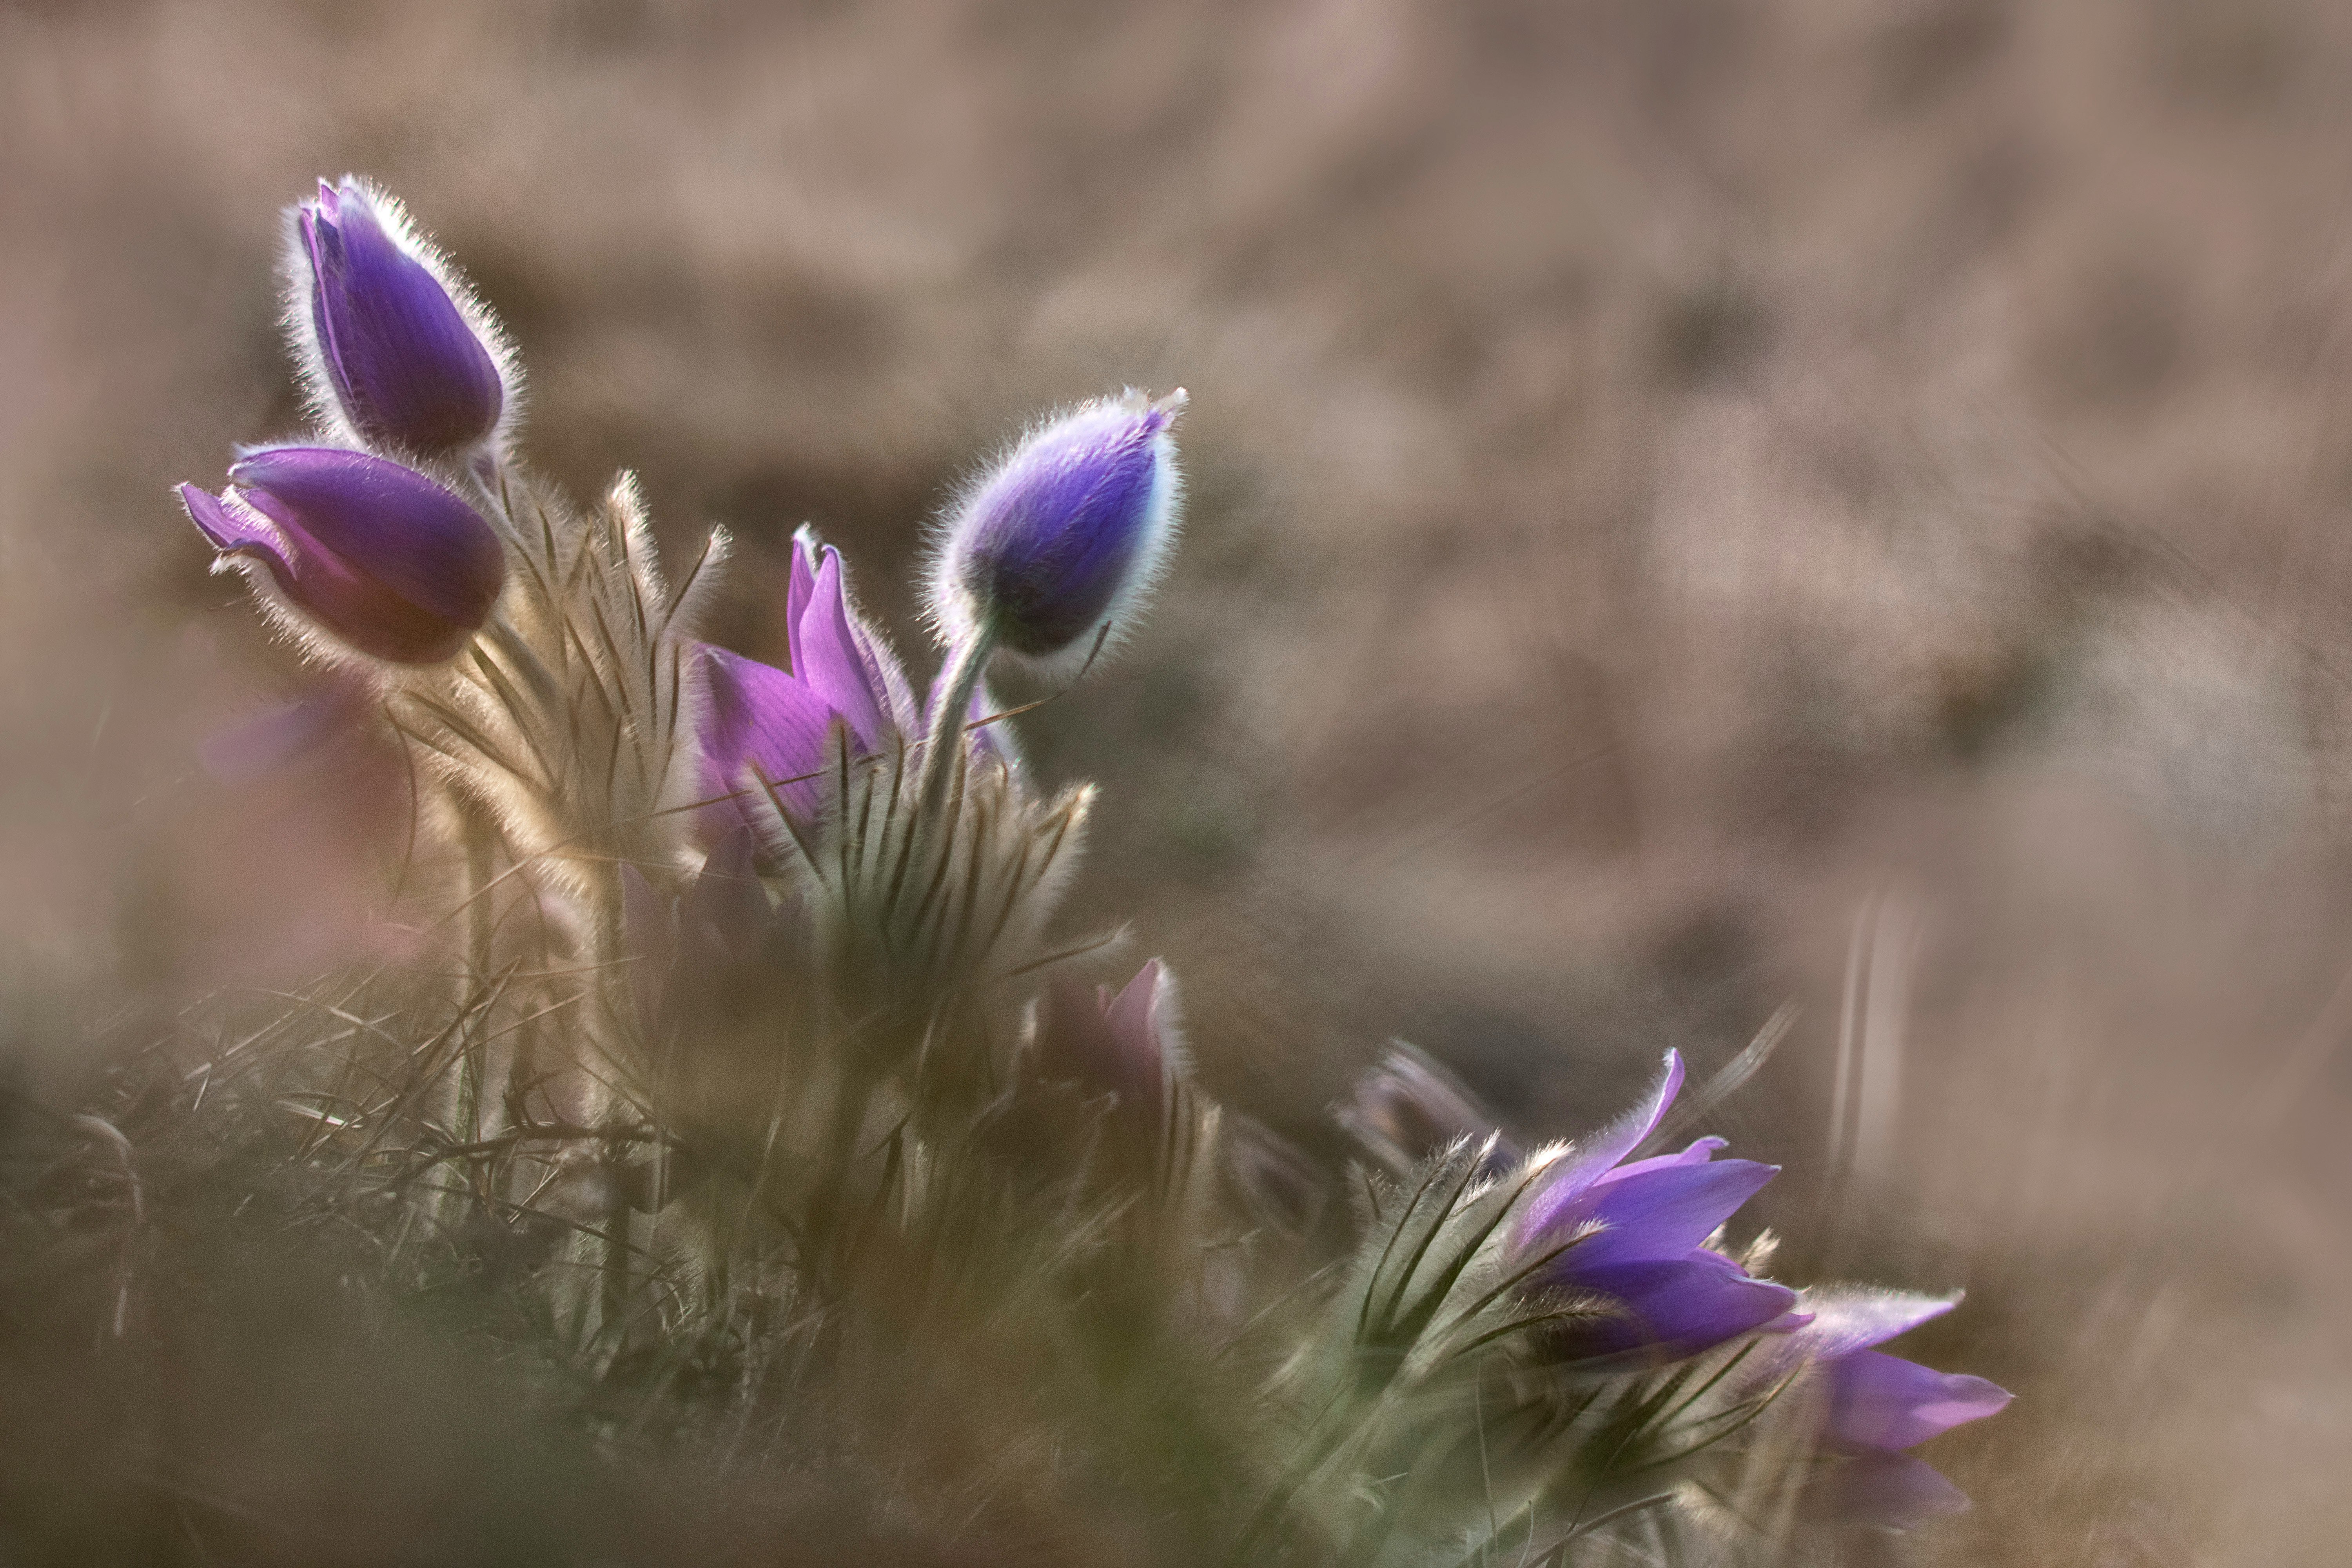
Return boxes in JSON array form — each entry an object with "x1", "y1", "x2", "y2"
[
  {"x1": 179, "y1": 446, "x2": 506, "y2": 665},
  {"x1": 1757, "y1": 1287, "x2": 2014, "y2": 1527},
  {"x1": 292, "y1": 177, "x2": 511, "y2": 459},
  {"x1": 929, "y1": 389, "x2": 1185, "y2": 674},
  {"x1": 694, "y1": 530, "x2": 922, "y2": 839},
  {"x1": 1512, "y1": 1052, "x2": 1796, "y2": 1363}
]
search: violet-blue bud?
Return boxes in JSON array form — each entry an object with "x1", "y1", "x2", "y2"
[
  {"x1": 292, "y1": 178, "x2": 511, "y2": 459},
  {"x1": 929, "y1": 389, "x2": 1185, "y2": 673},
  {"x1": 179, "y1": 447, "x2": 506, "y2": 665}
]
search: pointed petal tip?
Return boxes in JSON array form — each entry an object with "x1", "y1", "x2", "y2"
[{"x1": 177, "y1": 483, "x2": 240, "y2": 548}]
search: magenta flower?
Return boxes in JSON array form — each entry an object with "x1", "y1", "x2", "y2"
[
  {"x1": 179, "y1": 447, "x2": 505, "y2": 665},
  {"x1": 930, "y1": 390, "x2": 1184, "y2": 673},
  {"x1": 294, "y1": 178, "x2": 508, "y2": 458},
  {"x1": 1513, "y1": 1052, "x2": 1795, "y2": 1362},
  {"x1": 695, "y1": 531, "x2": 919, "y2": 837},
  {"x1": 1768, "y1": 1288, "x2": 2014, "y2": 1525}
]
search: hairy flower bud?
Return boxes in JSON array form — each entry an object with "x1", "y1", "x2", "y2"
[
  {"x1": 929, "y1": 389, "x2": 1185, "y2": 673},
  {"x1": 1035, "y1": 960, "x2": 1180, "y2": 1115},
  {"x1": 179, "y1": 447, "x2": 506, "y2": 664},
  {"x1": 293, "y1": 177, "x2": 510, "y2": 458}
]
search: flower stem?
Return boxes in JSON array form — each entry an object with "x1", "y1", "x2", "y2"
[{"x1": 914, "y1": 622, "x2": 998, "y2": 824}]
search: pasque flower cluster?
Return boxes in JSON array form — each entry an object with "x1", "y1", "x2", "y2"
[{"x1": 168, "y1": 173, "x2": 2012, "y2": 1562}]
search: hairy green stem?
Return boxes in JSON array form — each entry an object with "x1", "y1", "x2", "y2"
[{"x1": 914, "y1": 621, "x2": 998, "y2": 827}]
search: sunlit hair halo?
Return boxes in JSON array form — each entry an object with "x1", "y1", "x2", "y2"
[{"x1": 150, "y1": 176, "x2": 2007, "y2": 1561}]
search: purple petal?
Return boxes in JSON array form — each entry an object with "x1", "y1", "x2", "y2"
[
  {"x1": 850, "y1": 610, "x2": 920, "y2": 737},
  {"x1": 185, "y1": 463, "x2": 501, "y2": 666},
  {"x1": 1555, "y1": 1255, "x2": 1797, "y2": 1361},
  {"x1": 1795, "y1": 1286, "x2": 1963, "y2": 1360},
  {"x1": 1807, "y1": 1452, "x2": 1972, "y2": 1529},
  {"x1": 792, "y1": 548, "x2": 888, "y2": 748},
  {"x1": 785, "y1": 530, "x2": 818, "y2": 670},
  {"x1": 180, "y1": 484, "x2": 297, "y2": 592},
  {"x1": 1824, "y1": 1350, "x2": 2014, "y2": 1453},
  {"x1": 1563, "y1": 1157, "x2": 1779, "y2": 1268},
  {"x1": 1607, "y1": 1136, "x2": 1728, "y2": 1180},
  {"x1": 1103, "y1": 960, "x2": 1169, "y2": 1107},
  {"x1": 1517, "y1": 1051, "x2": 1685, "y2": 1246},
  {"x1": 301, "y1": 178, "x2": 503, "y2": 456},
  {"x1": 1035, "y1": 967, "x2": 1169, "y2": 1111},
  {"x1": 697, "y1": 644, "x2": 835, "y2": 831},
  {"x1": 228, "y1": 448, "x2": 504, "y2": 630}
]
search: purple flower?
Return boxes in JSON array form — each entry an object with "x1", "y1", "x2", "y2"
[
  {"x1": 695, "y1": 531, "x2": 919, "y2": 838},
  {"x1": 179, "y1": 446, "x2": 505, "y2": 665},
  {"x1": 1766, "y1": 1288, "x2": 2014, "y2": 1526},
  {"x1": 1034, "y1": 959, "x2": 1179, "y2": 1115},
  {"x1": 293, "y1": 178, "x2": 508, "y2": 458},
  {"x1": 1513, "y1": 1052, "x2": 1796, "y2": 1362},
  {"x1": 930, "y1": 390, "x2": 1185, "y2": 673}
]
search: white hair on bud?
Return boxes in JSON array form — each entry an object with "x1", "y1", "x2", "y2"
[
  {"x1": 277, "y1": 174, "x2": 527, "y2": 470},
  {"x1": 921, "y1": 386, "x2": 1189, "y2": 684}
]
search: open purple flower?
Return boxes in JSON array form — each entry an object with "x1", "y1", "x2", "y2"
[
  {"x1": 929, "y1": 390, "x2": 1184, "y2": 674},
  {"x1": 1765, "y1": 1288, "x2": 2014, "y2": 1526},
  {"x1": 179, "y1": 446, "x2": 505, "y2": 665},
  {"x1": 1513, "y1": 1052, "x2": 1795, "y2": 1363},
  {"x1": 294, "y1": 178, "x2": 509, "y2": 459},
  {"x1": 1034, "y1": 959, "x2": 1179, "y2": 1116},
  {"x1": 695, "y1": 530, "x2": 922, "y2": 839}
]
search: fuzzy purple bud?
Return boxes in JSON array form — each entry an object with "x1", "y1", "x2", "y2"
[
  {"x1": 931, "y1": 390, "x2": 1184, "y2": 672},
  {"x1": 296, "y1": 178, "x2": 507, "y2": 457},
  {"x1": 179, "y1": 448, "x2": 505, "y2": 665},
  {"x1": 1034, "y1": 960, "x2": 1179, "y2": 1114}
]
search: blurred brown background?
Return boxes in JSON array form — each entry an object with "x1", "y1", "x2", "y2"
[{"x1": 7, "y1": 0, "x2": 2352, "y2": 1561}]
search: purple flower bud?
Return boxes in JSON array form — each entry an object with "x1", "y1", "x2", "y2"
[
  {"x1": 930, "y1": 390, "x2": 1185, "y2": 672},
  {"x1": 1035, "y1": 960, "x2": 1180, "y2": 1115},
  {"x1": 179, "y1": 447, "x2": 506, "y2": 665},
  {"x1": 293, "y1": 178, "x2": 510, "y2": 458},
  {"x1": 1513, "y1": 1052, "x2": 1797, "y2": 1363}
]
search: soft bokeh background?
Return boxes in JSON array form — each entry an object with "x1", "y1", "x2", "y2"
[{"x1": 7, "y1": 0, "x2": 2352, "y2": 1560}]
